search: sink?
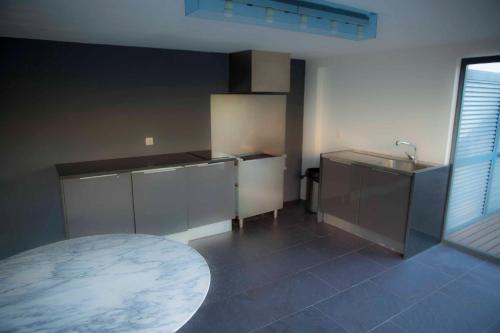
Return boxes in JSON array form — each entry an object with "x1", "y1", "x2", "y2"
[
  {"x1": 381, "y1": 159, "x2": 430, "y2": 172},
  {"x1": 322, "y1": 150, "x2": 434, "y2": 174}
]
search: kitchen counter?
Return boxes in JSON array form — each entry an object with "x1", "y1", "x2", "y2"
[
  {"x1": 55, "y1": 150, "x2": 236, "y2": 177},
  {"x1": 322, "y1": 150, "x2": 438, "y2": 176},
  {"x1": 320, "y1": 150, "x2": 450, "y2": 257},
  {"x1": 0, "y1": 234, "x2": 210, "y2": 333}
]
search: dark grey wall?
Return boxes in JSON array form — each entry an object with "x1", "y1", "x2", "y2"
[
  {"x1": 0, "y1": 37, "x2": 305, "y2": 259},
  {"x1": 285, "y1": 60, "x2": 305, "y2": 202},
  {"x1": 0, "y1": 38, "x2": 228, "y2": 259}
]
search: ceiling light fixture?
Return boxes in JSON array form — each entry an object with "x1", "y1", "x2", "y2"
[
  {"x1": 265, "y1": 7, "x2": 274, "y2": 24},
  {"x1": 185, "y1": 0, "x2": 377, "y2": 40},
  {"x1": 330, "y1": 19, "x2": 337, "y2": 33},
  {"x1": 299, "y1": 14, "x2": 308, "y2": 30},
  {"x1": 223, "y1": 0, "x2": 233, "y2": 17}
]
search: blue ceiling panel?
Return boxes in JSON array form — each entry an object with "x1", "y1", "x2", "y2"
[{"x1": 185, "y1": 0, "x2": 377, "y2": 40}]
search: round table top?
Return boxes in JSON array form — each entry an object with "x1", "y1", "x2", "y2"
[{"x1": 0, "y1": 234, "x2": 210, "y2": 333}]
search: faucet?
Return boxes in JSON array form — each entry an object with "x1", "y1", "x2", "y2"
[{"x1": 395, "y1": 140, "x2": 417, "y2": 163}]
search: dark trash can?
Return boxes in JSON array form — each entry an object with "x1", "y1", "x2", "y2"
[{"x1": 305, "y1": 167, "x2": 320, "y2": 213}]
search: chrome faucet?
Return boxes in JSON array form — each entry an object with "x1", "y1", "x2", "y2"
[{"x1": 395, "y1": 140, "x2": 417, "y2": 163}]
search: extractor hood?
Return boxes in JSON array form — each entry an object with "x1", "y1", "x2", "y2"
[{"x1": 229, "y1": 50, "x2": 290, "y2": 93}]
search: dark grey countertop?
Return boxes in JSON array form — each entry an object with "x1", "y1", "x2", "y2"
[
  {"x1": 55, "y1": 150, "x2": 235, "y2": 177},
  {"x1": 321, "y1": 150, "x2": 443, "y2": 176}
]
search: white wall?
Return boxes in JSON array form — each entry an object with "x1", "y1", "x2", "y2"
[
  {"x1": 301, "y1": 38, "x2": 500, "y2": 198},
  {"x1": 302, "y1": 38, "x2": 500, "y2": 172}
]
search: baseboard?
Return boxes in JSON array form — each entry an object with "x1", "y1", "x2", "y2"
[
  {"x1": 166, "y1": 220, "x2": 232, "y2": 244},
  {"x1": 324, "y1": 214, "x2": 405, "y2": 254}
]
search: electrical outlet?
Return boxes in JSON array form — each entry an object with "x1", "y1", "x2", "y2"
[{"x1": 145, "y1": 137, "x2": 154, "y2": 146}]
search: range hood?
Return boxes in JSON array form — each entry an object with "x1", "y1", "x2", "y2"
[{"x1": 229, "y1": 50, "x2": 290, "y2": 93}]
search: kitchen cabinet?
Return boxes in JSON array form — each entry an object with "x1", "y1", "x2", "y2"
[
  {"x1": 319, "y1": 159, "x2": 362, "y2": 224},
  {"x1": 186, "y1": 161, "x2": 236, "y2": 228},
  {"x1": 58, "y1": 152, "x2": 238, "y2": 240},
  {"x1": 238, "y1": 155, "x2": 285, "y2": 221},
  {"x1": 357, "y1": 166, "x2": 411, "y2": 244},
  {"x1": 319, "y1": 150, "x2": 450, "y2": 257},
  {"x1": 132, "y1": 166, "x2": 188, "y2": 235},
  {"x1": 62, "y1": 173, "x2": 135, "y2": 238}
]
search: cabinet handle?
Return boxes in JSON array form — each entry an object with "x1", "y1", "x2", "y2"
[
  {"x1": 186, "y1": 162, "x2": 226, "y2": 168},
  {"x1": 79, "y1": 173, "x2": 118, "y2": 180},
  {"x1": 369, "y1": 167, "x2": 401, "y2": 176},
  {"x1": 134, "y1": 166, "x2": 183, "y2": 174},
  {"x1": 202, "y1": 162, "x2": 226, "y2": 167}
]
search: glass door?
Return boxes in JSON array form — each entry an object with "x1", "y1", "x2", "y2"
[{"x1": 445, "y1": 59, "x2": 500, "y2": 259}]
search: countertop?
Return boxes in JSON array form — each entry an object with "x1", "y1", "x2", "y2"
[
  {"x1": 321, "y1": 150, "x2": 441, "y2": 176},
  {"x1": 55, "y1": 150, "x2": 235, "y2": 177},
  {"x1": 0, "y1": 234, "x2": 210, "y2": 333}
]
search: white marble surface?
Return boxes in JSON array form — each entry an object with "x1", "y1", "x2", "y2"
[{"x1": 0, "y1": 234, "x2": 210, "y2": 333}]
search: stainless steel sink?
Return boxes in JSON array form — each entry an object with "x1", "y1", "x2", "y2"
[
  {"x1": 322, "y1": 150, "x2": 434, "y2": 175},
  {"x1": 380, "y1": 159, "x2": 430, "y2": 172}
]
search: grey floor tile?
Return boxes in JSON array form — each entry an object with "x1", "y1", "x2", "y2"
[
  {"x1": 440, "y1": 273, "x2": 500, "y2": 322},
  {"x1": 246, "y1": 271, "x2": 336, "y2": 320},
  {"x1": 483, "y1": 319, "x2": 500, "y2": 333},
  {"x1": 358, "y1": 244, "x2": 404, "y2": 268},
  {"x1": 255, "y1": 243, "x2": 332, "y2": 283},
  {"x1": 304, "y1": 232, "x2": 374, "y2": 263},
  {"x1": 190, "y1": 230, "x2": 263, "y2": 269},
  {"x1": 414, "y1": 244, "x2": 484, "y2": 277},
  {"x1": 204, "y1": 261, "x2": 271, "y2": 304},
  {"x1": 327, "y1": 228, "x2": 373, "y2": 250},
  {"x1": 309, "y1": 252, "x2": 386, "y2": 290},
  {"x1": 298, "y1": 220, "x2": 338, "y2": 237},
  {"x1": 178, "y1": 293, "x2": 274, "y2": 333},
  {"x1": 471, "y1": 259, "x2": 500, "y2": 286},
  {"x1": 254, "y1": 224, "x2": 318, "y2": 255},
  {"x1": 185, "y1": 204, "x2": 500, "y2": 333},
  {"x1": 371, "y1": 260, "x2": 452, "y2": 303},
  {"x1": 315, "y1": 281, "x2": 408, "y2": 333},
  {"x1": 303, "y1": 236, "x2": 356, "y2": 260},
  {"x1": 369, "y1": 322, "x2": 408, "y2": 333},
  {"x1": 253, "y1": 307, "x2": 347, "y2": 333},
  {"x1": 393, "y1": 292, "x2": 496, "y2": 333},
  {"x1": 204, "y1": 242, "x2": 326, "y2": 304},
  {"x1": 259, "y1": 212, "x2": 306, "y2": 228}
]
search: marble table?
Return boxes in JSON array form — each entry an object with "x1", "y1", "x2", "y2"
[{"x1": 0, "y1": 234, "x2": 210, "y2": 332}]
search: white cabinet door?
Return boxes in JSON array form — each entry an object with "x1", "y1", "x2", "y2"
[{"x1": 238, "y1": 156, "x2": 284, "y2": 219}]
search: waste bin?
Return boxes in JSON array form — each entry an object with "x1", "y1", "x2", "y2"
[{"x1": 305, "y1": 167, "x2": 320, "y2": 213}]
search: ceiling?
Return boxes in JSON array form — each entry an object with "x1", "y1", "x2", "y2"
[{"x1": 1, "y1": 0, "x2": 499, "y2": 59}]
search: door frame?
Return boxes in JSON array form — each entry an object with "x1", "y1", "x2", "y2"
[{"x1": 443, "y1": 55, "x2": 500, "y2": 239}]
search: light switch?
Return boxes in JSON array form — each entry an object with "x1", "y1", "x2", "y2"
[{"x1": 145, "y1": 137, "x2": 154, "y2": 146}]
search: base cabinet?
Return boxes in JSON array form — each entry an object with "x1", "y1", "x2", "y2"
[
  {"x1": 132, "y1": 167, "x2": 188, "y2": 235},
  {"x1": 186, "y1": 161, "x2": 236, "y2": 228},
  {"x1": 357, "y1": 166, "x2": 411, "y2": 244},
  {"x1": 238, "y1": 156, "x2": 284, "y2": 219},
  {"x1": 62, "y1": 161, "x2": 237, "y2": 238},
  {"x1": 62, "y1": 173, "x2": 135, "y2": 238},
  {"x1": 320, "y1": 157, "x2": 411, "y2": 246},
  {"x1": 320, "y1": 159, "x2": 362, "y2": 224}
]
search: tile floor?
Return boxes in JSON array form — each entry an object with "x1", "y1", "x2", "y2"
[{"x1": 179, "y1": 202, "x2": 500, "y2": 333}]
